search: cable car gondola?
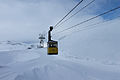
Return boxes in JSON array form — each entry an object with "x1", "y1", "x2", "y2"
[
  {"x1": 48, "y1": 40, "x2": 58, "y2": 55},
  {"x1": 47, "y1": 26, "x2": 58, "y2": 55}
]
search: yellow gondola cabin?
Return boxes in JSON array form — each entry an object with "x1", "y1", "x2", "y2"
[{"x1": 47, "y1": 41, "x2": 58, "y2": 55}]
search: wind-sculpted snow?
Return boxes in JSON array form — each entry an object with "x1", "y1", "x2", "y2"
[
  {"x1": 14, "y1": 56, "x2": 120, "y2": 80},
  {"x1": 0, "y1": 48, "x2": 120, "y2": 80}
]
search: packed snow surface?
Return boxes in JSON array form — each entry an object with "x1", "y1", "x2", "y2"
[{"x1": 0, "y1": 41, "x2": 120, "y2": 80}]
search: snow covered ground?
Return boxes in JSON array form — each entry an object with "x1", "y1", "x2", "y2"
[
  {"x1": 0, "y1": 41, "x2": 120, "y2": 80},
  {"x1": 0, "y1": 41, "x2": 28, "y2": 51}
]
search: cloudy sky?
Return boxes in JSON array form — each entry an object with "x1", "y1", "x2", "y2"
[{"x1": 0, "y1": 0, "x2": 120, "y2": 42}]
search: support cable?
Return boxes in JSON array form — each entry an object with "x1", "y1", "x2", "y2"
[
  {"x1": 57, "y1": 16, "x2": 120, "y2": 41},
  {"x1": 56, "y1": 0, "x2": 95, "y2": 28},
  {"x1": 57, "y1": 6, "x2": 120, "y2": 34},
  {"x1": 54, "y1": 0, "x2": 84, "y2": 28}
]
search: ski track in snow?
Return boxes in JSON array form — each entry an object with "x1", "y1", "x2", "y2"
[{"x1": 0, "y1": 48, "x2": 120, "y2": 80}]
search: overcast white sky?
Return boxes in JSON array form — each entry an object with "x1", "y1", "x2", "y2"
[{"x1": 0, "y1": 0, "x2": 120, "y2": 42}]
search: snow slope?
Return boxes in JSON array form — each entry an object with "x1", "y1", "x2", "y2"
[
  {"x1": 0, "y1": 41, "x2": 28, "y2": 51},
  {"x1": 59, "y1": 18, "x2": 120, "y2": 64},
  {"x1": 0, "y1": 43, "x2": 120, "y2": 80}
]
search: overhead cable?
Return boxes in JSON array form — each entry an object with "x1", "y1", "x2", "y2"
[
  {"x1": 54, "y1": 0, "x2": 84, "y2": 28},
  {"x1": 56, "y1": 0, "x2": 95, "y2": 27},
  {"x1": 57, "y1": 6, "x2": 120, "y2": 34},
  {"x1": 58, "y1": 16, "x2": 120, "y2": 40}
]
